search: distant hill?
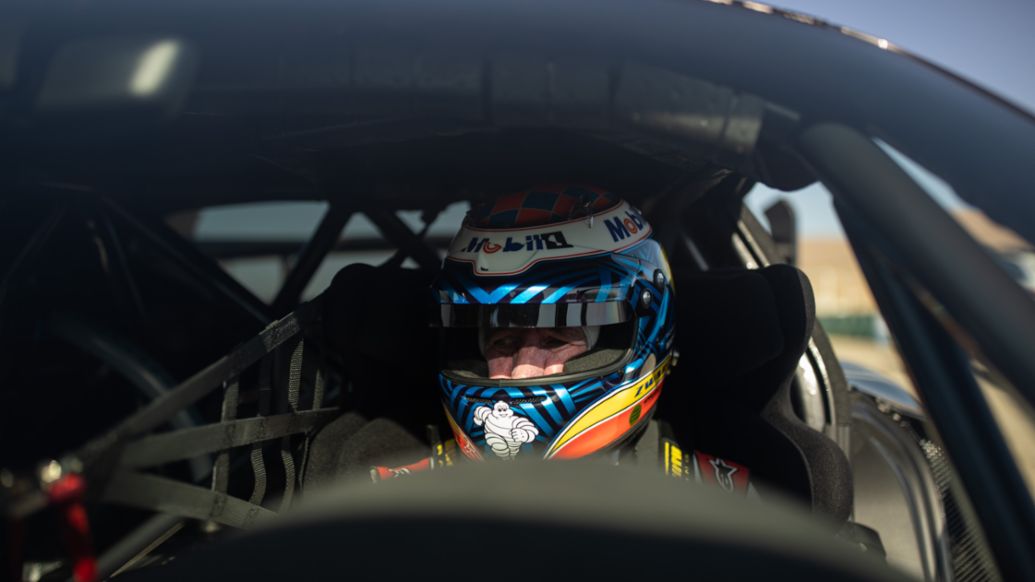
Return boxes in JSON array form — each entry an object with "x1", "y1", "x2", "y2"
[
  {"x1": 952, "y1": 209, "x2": 1033, "y2": 252},
  {"x1": 797, "y1": 209, "x2": 1033, "y2": 318},
  {"x1": 798, "y1": 237, "x2": 875, "y2": 315}
]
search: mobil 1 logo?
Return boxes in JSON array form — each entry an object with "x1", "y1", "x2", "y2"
[{"x1": 464, "y1": 231, "x2": 574, "y2": 254}]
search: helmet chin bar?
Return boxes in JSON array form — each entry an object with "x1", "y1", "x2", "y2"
[{"x1": 440, "y1": 352, "x2": 673, "y2": 462}]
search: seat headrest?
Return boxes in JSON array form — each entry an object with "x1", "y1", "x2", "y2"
[
  {"x1": 322, "y1": 264, "x2": 437, "y2": 365},
  {"x1": 674, "y1": 265, "x2": 815, "y2": 409}
]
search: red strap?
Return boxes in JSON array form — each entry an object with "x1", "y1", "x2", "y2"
[
  {"x1": 46, "y1": 474, "x2": 97, "y2": 582},
  {"x1": 370, "y1": 457, "x2": 433, "y2": 482}
]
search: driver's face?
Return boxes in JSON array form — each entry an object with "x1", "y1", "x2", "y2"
[{"x1": 485, "y1": 327, "x2": 589, "y2": 379}]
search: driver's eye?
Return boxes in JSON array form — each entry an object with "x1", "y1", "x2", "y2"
[
  {"x1": 488, "y1": 335, "x2": 520, "y2": 353},
  {"x1": 541, "y1": 336, "x2": 568, "y2": 349}
]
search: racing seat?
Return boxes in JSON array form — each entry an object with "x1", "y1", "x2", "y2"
[
  {"x1": 660, "y1": 264, "x2": 853, "y2": 523},
  {"x1": 306, "y1": 262, "x2": 853, "y2": 526},
  {"x1": 304, "y1": 264, "x2": 443, "y2": 486}
]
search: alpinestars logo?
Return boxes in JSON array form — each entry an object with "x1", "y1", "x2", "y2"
[
  {"x1": 710, "y1": 458, "x2": 738, "y2": 492},
  {"x1": 464, "y1": 231, "x2": 573, "y2": 254}
]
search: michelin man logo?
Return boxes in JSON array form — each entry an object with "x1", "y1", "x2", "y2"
[{"x1": 473, "y1": 401, "x2": 539, "y2": 460}]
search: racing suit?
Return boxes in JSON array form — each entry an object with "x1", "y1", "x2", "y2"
[{"x1": 370, "y1": 419, "x2": 760, "y2": 499}]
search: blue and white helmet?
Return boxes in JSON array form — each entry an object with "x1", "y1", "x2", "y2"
[{"x1": 432, "y1": 185, "x2": 676, "y2": 461}]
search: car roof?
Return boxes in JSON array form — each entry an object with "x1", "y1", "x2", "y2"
[{"x1": 2, "y1": 0, "x2": 1033, "y2": 241}]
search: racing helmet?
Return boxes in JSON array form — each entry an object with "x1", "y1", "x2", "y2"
[{"x1": 432, "y1": 185, "x2": 675, "y2": 461}]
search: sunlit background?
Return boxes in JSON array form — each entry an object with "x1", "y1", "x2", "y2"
[{"x1": 744, "y1": 0, "x2": 1035, "y2": 487}]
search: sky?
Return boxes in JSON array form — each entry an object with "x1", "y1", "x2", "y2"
[
  {"x1": 745, "y1": 0, "x2": 1035, "y2": 237},
  {"x1": 766, "y1": 0, "x2": 1035, "y2": 114}
]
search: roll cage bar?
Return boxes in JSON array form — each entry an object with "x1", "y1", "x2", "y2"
[
  {"x1": 2, "y1": 300, "x2": 332, "y2": 579},
  {"x1": 0, "y1": 188, "x2": 457, "y2": 581}
]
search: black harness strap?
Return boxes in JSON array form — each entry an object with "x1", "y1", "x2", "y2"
[
  {"x1": 211, "y1": 378, "x2": 240, "y2": 495},
  {"x1": 249, "y1": 358, "x2": 274, "y2": 506},
  {"x1": 286, "y1": 339, "x2": 303, "y2": 411},
  {"x1": 313, "y1": 366, "x2": 326, "y2": 409},
  {"x1": 278, "y1": 339, "x2": 305, "y2": 511},
  {"x1": 297, "y1": 347, "x2": 327, "y2": 496},
  {"x1": 102, "y1": 472, "x2": 276, "y2": 529},
  {"x1": 3, "y1": 304, "x2": 338, "y2": 531},
  {"x1": 118, "y1": 409, "x2": 339, "y2": 469},
  {"x1": 77, "y1": 307, "x2": 311, "y2": 465}
]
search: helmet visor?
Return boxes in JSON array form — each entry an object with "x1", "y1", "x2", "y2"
[
  {"x1": 436, "y1": 301, "x2": 632, "y2": 329},
  {"x1": 440, "y1": 319, "x2": 634, "y2": 384}
]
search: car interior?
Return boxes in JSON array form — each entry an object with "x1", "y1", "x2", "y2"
[
  {"x1": 12, "y1": 1, "x2": 1034, "y2": 577},
  {"x1": 1, "y1": 125, "x2": 863, "y2": 573}
]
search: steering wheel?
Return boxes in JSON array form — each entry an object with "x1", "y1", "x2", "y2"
[{"x1": 121, "y1": 462, "x2": 906, "y2": 581}]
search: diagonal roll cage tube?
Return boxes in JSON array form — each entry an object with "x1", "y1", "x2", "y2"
[
  {"x1": 74, "y1": 305, "x2": 315, "y2": 470},
  {"x1": 796, "y1": 125, "x2": 1035, "y2": 408},
  {"x1": 0, "y1": 308, "x2": 318, "y2": 520},
  {"x1": 797, "y1": 123, "x2": 1035, "y2": 581},
  {"x1": 91, "y1": 202, "x2": 149, "y2": 321},
  {"x1": 366, "y1": 209, "x2": 444, "y2": 272},
  {"x1": 101, "y1": 196, "x2": 272, "y2": 324},
  {"x1": 1, "y1": 303, "x2": 328, "y2": 582},
  {"x1": 4, "y1": 305, "x2": 336, "y2": 576},
  {"x1": 272, "y1": 204, "x2": 353, "y2": 316}
]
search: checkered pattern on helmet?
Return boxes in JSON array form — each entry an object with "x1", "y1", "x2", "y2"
[{"x1": 468, "y1": 185, "x2": 618, "y2": 228}]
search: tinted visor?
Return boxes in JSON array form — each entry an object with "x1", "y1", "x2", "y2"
[
  {"x1": 437, "y1": 301, "x2": 632, "y2": 328},
  {"x1": 440, "y1": 320, "x2": 635, "y2": 382}
]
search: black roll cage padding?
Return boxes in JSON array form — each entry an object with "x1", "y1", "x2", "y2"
[
  {"x1": 843, "y1": 221, "x2": 1028, "y2": 581},
  {"x1": 383, "y1": 205, "x2": 444, "y2": 269},
  {"x1": 365, "y1": 208, "x2": 444, "y2": 272},
  {"x1": 0, "y1": 205, "x2": 65, "y2": 315},
  {"x1": 798, "y1": 125, "x2": 1035, "y2": 409},
  {"x1": 195, "y1": 235, "x2": 456, "y2": 261},
  {"x1": 797, "y1": 123, "x2": 1035, "y2": 582},
  {"x1": 87, "y1": 200, "x2": 150, "y2": 321},
  {"x1": 181, "y1": 198, "x2": 448, "y2": 316},
  {"x1": 100, "y1": 196, "x2": 273, "y2": 324}
]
